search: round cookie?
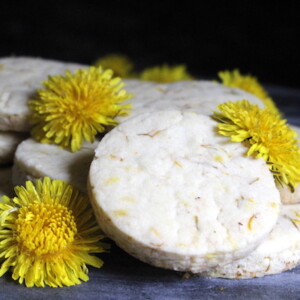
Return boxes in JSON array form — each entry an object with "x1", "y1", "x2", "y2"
[
  {"x1": 278, "y1": 183, "x2": 300, "y2": 204},
  {"x1": 12, "y1": 138, "x2": 98, "y2": 192},
  {"x1": 0, "y1": 131, "x2": 27, "y2": 164},
  {"x1": 200, "y1": 204, "x2": 300, "y2": 278},
  {"x1": 0, "y1": 57, "x2": 264, "y2": 133},
  {"x1": 88, "y1": 111, "x2": 280, "y2": 273},
  {"x1": 278, "y1": 125, "x2": 300, "y2": 204},
  {"x1": 0, "y1": 57, "x2": 85, "y2": 132},
  {"x1": 0, "y1": 167, "x2": 14, "y2": 198},
  {"x1": 119, "y1": 79, "x2": 265, "y2": 123}
]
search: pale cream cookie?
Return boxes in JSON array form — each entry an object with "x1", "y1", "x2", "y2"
[
  {"x1": 88, "y1": 111, "x2": 280, "y2": 273},
  {"x1": 0, "y1": 57, "x2": 85, "y2": 132},
  {"x1": 278, "y1": 125, "x2": 300, "y2": 204},
  {"x1": 120, "y1": 79, "x2": 265, "y2": 123},
  {"x1": 200, "y1": 204, "x2": 300, "y2": 278},
  {"x1": 0, "y1": 57, "x2": 265, "y2": 133},
  {"x1": 12, "y1": 138, "x2": 98, "y2": 192}
]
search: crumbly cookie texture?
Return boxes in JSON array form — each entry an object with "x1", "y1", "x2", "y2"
[
  {"x1": 0, "y1": 57, "x2": 264, "y2": 133},
  {"x1": 88, "y1": 111, "x2": 280, "y2": 273},
  {"x1": 119, "y1": 79, "x2": 265, "y2": 123},
  {"x1": 12, "y1": 138, "x2": 98, "y2": 192},
  {"x1": 0, "y1": 131, "x2": 27, "y2": 164},
  {"x1": 200, "y1": 204, "x2": 300, "y2": 278},
  {"x1": 0, "y1": 57, "x2": 86, "y2": 132},
  {"x1": 278, "y1": 125, "x2": 300, "y2": 204},
  {"x1": 0, "y1": 167, "x2": 14, "y2": 198}
]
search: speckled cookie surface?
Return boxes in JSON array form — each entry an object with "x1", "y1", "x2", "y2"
[
  {"x1": 0, "y1": 167, "x2": 14, "y2": 198},
  {"x1": 278, "y1": 125, "x2": 300, "y2": 204},
  {"x1": 88, "y1": 111, "x2": 280, "y2": 273},
  {"x1": 0, "y1": 58, "x2": 264, "y2": 133},
  {"x1": 12, "y1": 138, "x2": 98, "y2": 192},
  {"x1": 119, "y1": 79, "x2": 265, "y2": 123},
  {"x1": 201, "y1": 204, "x2": 300, "y2": 278},
  {"x1": 0, "y1": 131, "x2": 27, "y2": 164},
  {"x1": 0, "y1": 57, "x2": 85, "y2": 132}
]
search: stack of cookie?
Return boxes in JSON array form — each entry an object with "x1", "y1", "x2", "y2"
[
  {"x1": 9, "y1": 58, "x2": 265, "y2": 193},
  {"x1": 88, "y1": 110, "x2": 300, "y2": 278},
  {"x1": 0, "y1": 56, "x2": 85, "y2": 197},
  {"x1": 1, "y1": 56, "x2": 300, "y2": 279}
]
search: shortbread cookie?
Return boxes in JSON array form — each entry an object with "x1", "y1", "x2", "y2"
[
  {"x1": 88, "y1": 111, "x2": 280, "y2": 273},
  {"x1": 201, "y1": 204, "x2": 300, "y2": 278},
  {"x1": 0, "y1": 57, "x2": 264, "y2": 133},
  {"x1": 0, "y1": 131, "x2": 27, "y2": 164},
  {"x1": 0, "y1": 57, "x2": 85, "y2": 132},
  {"x1": 119, "y1": 79, "x2": 265, "y2": 123},
  {"x1": 278, "y1": 125, "x2": 300, "y2": 204},
  {"x1": 0, "y1": 167, "x2": 14, "y2": 198},
  {"x1": 278, "y1": 183, "x2": 300, "y2": 204},
  {"x1": 12, "y1": 138, "x2": 98, "y2": 192}
]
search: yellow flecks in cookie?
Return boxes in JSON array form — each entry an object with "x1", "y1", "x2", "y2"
[
  {"x1": 228, "y1": 236, "x2": 238, "y2": 250},
  {"x1": 214, "y1": 155, "x2": 224, "y2": 163},
  {"x1": 113, "y1": 210, "x2": 128, "y2": 217},
  {"x1": 109, "y1": 154, "x2": 124, "y2": 161},
  {"x1": 180, "y1": 201, "x2": 190, "y2": 207},
  {"x1": 245, "y1": 198, "x2": 255, "y2": 210},
  {"x1": 221, "y1": 185, "x2": 229, "y2": 192},
  {"x1": 206, "y1": 253, "x2": 217, "y2": 260},
  {"x1": 174, "y1": 160, "x2": 182, "y2": 167},
  {"x1": 247, "y1": 215, "x2": 256, "y2": 231},
  {"x1": 138, "y1": 130, "x2": 163, "y2": 138},
  {"x1": 150, "y1": 227, "x2": 160, "y2": 236},
  {"x1": 104, "y1": 176, "x2": 120, "y2": 184},
  {"x1": 124, "y1": 166, "x2": 141, "y2": 172},
  {"x1": 121, "y1": 197, "x2": 136, "y2": 203},
  {"x1": 269, "y1": 202, "x2": 279, "y2": 209}
]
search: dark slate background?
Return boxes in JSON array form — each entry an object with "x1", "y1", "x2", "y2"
[{"x1": 0, "y1": 1, "x2": 299, "y2": 89}]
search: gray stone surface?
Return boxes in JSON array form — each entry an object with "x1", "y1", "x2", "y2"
[{"x1": 1, "y1": 243, "x2": 300, "y2": 300}]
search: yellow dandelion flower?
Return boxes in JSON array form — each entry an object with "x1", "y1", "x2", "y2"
[
  {"x1": 94, "y1": 54, "x2": 134, "y2": 78},
  {"x1": 29, "y1": 66, "x2": 132, "y2": 152},
  {"x1": 140, "y1": 64, "x2": 193, "y2": 83},
  {"x1": 212, "y1": 100, "x2": 300, "y2": 189},
  {"x1": 218, "y1": 69, "x2": 280, "y2": 115},
  {"x1": 0, "y1": 177, "x2": 108, "y2": 287}
]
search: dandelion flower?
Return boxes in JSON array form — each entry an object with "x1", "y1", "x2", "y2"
[
  {"x1": 0, "y1": 177, "x2": 108, "y2": 287},
  {"x1": 94, "y1": 54, "x2": 134, "y2": 78},
  {"x1": 218, "y1": 69, "x2": 280, "y2": 115},
  {"x1": 140, "y1": 64, "x2": 193, "y2": 83},
  {"x1": 29, "y1": 66, "x2": 132, "y2": 152},
  {"x1": 212, "y1": 100, "x2": 300, "y2": 189}
]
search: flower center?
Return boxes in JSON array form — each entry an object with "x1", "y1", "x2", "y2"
[{"x1": 15, "y1": 203, "x2": 77, "y2": 256}]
